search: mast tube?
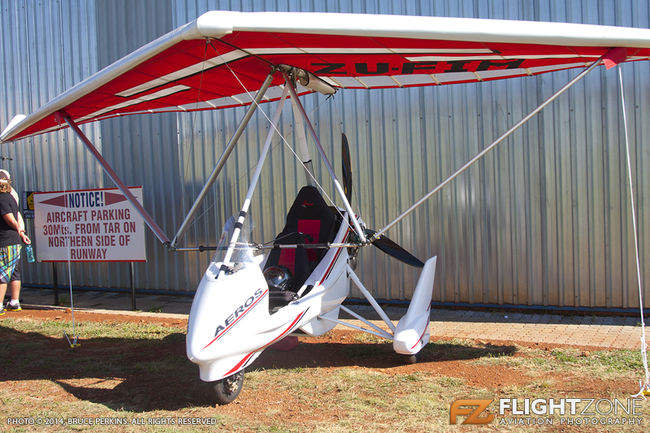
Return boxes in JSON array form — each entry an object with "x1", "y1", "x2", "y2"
[
  {"x1": 290, "y1": 100, "x2": 315, "y2": 185},
  {"x1": 283, "y1": 73, "x2": 367, "y2": 243}
]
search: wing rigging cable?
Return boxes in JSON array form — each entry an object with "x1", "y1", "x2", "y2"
[
  {"x1": 212, "y1": 44, "x2": 359, "y2": 241},
  {"x1": 171, "y1": 38, "x2": 356, "y2": 246},
  {"x1": 166, "y1": 40, "x2": 357, "y2": 251},
  {"x1": 195, "y1": 55, "x2": 415, "y2": 265}
]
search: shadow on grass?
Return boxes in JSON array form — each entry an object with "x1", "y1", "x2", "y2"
[
  {"x1": 255, "y1": 338, "x2": 517, "y2": 372},
  {"x1": 0, "y1": 326, "x2": 213, "y2": 411},
  {"x1": 0, "y1": 324, "x2": 515, "y2": 412}
]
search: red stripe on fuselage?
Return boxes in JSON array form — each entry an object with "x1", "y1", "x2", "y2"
[
  {"x1": 224, "y1": 309, "x2": 308, "y2": 377},
  {"x1": 317, "y1": 228, "x2": 351, "y2": 286},
  {"x1": 410, "y1": 305, "x2": 432, "y2": 350}
]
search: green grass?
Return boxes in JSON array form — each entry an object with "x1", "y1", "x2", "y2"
[
  {"x1": 1, "y1": 317, "x2": 177, "y2": 340},
  {"x1": 473, "y1": 344, "x2": 644, "y2": 382}
]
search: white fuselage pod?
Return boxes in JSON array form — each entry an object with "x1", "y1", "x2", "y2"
[{"x1": 186, "y1": 213, "x2": 351, "y2": 382}]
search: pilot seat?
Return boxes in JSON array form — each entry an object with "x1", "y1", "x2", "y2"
[{"x1": 263, "y1": 186, "x2": 339, "y2": 311}]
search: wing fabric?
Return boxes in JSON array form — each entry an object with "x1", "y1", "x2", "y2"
[{"x1": 3, "y1": 10, "x2": 650, "y2": 142}]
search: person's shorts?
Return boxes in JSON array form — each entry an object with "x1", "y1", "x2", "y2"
[
  {"x1": 0, "y1": 244, "x2": 21, "y2": 283},
  {"x1": 10, "y1": 256, "x2": 20, "y2": 281}
]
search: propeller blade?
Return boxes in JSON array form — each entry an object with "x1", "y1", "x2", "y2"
[
  {"x1": 341, "y1": 133, "x2": 421, "y2": 268},
  {"x1": 341, "y1": 133, "x2": 353, "y2": 204},
  {"x1": 365, "y1": 229, "x2": 424, "y2": 268}
]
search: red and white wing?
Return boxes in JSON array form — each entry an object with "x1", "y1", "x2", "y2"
[{"x1": 3, "y1": 10, "x2": 650, "y2": 142}]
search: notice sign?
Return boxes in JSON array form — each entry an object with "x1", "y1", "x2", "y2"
[{"x1": 34, "y1": 187, "x2": 146, "y2": 262}]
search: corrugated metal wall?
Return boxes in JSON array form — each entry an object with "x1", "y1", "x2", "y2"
[{"x1": 1, "y1": 0, "x2": 649, "y2": 310}]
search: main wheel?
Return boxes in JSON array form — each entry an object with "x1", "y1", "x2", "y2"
[{"x1": 212, "y1": 371, "x2": 244, "y2": 405}]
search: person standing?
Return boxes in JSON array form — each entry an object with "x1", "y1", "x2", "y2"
[{"x1": 0, "y1": 169, "x2": 30, "y2": 314}]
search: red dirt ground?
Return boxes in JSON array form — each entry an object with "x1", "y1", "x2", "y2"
[
  {"x1": 2, "y1": 307, "x2": 644, "y2": 433},
  {"x1": 7, "y1": 307, "x2": 636, "y2": 398}
]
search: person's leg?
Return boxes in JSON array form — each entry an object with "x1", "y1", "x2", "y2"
[
  {"x1": 0, "y1": 245, "x2": 10, "y2": 313},
  {"x1": 0, "y1": 282, "x2": 6, "y2": 314},
  {"x1": 7, "y1": 279, "x2": 21, "y2": 311},
  {"x1": 6, "y1": 250, "x2": 21, "y2": 311}
]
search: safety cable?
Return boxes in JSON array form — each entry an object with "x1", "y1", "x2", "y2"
[
  {"x1": 619, "y1": 67, "x2": 650, "y2": 398},
  {"x1": 61, "y1": 129, "x2": 79, "y2": 349},
  {"x1": 180, "y1": 40, "x2": 211, "y2": 193},
  {"x1": 175, "y1": 41, "x2": 218, "y2": 241}
]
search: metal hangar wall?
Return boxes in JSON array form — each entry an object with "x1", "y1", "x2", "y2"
[{"x1": 1, "y1": 0, "x2": 648, "y2": 311}]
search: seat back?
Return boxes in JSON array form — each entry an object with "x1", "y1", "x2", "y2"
[{"x1": 264, "y1": 186, "x2": 338, "y2": 292}]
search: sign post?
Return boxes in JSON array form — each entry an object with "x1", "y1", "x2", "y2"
[{"x1": 33, "y1": 187, "x2": 147, "y2": 309}]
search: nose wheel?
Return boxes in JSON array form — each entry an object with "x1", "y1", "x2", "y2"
[{"x1": 212, "y1": 370, "x2": 244, "y2": 405}]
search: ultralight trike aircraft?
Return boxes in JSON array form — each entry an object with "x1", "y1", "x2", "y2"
[{"x1": 2, "y1": 10, "x2": 650, "y2": 404}]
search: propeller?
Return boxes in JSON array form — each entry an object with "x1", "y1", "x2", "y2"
[
  {"x1": 340, "y1": 132, "x2": 423, "y2": 268},
  {"x1": 341, "y1": 133, "x2": 353, "y2": 204},
  {"x1": 365, "y1": 229, "x2": 424, "y2": 268}
]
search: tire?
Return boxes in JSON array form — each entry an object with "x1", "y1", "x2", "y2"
[{"x1": 212, "y1": 371, "x2": 244, "y2": 405}]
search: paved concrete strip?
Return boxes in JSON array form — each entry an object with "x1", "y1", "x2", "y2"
[
  {"x1": 21, "y1": 304, "x2": 189, "y2": 321},
  {"x1": 429, "y1": 320, "x2": 644, "y2": 349}
]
